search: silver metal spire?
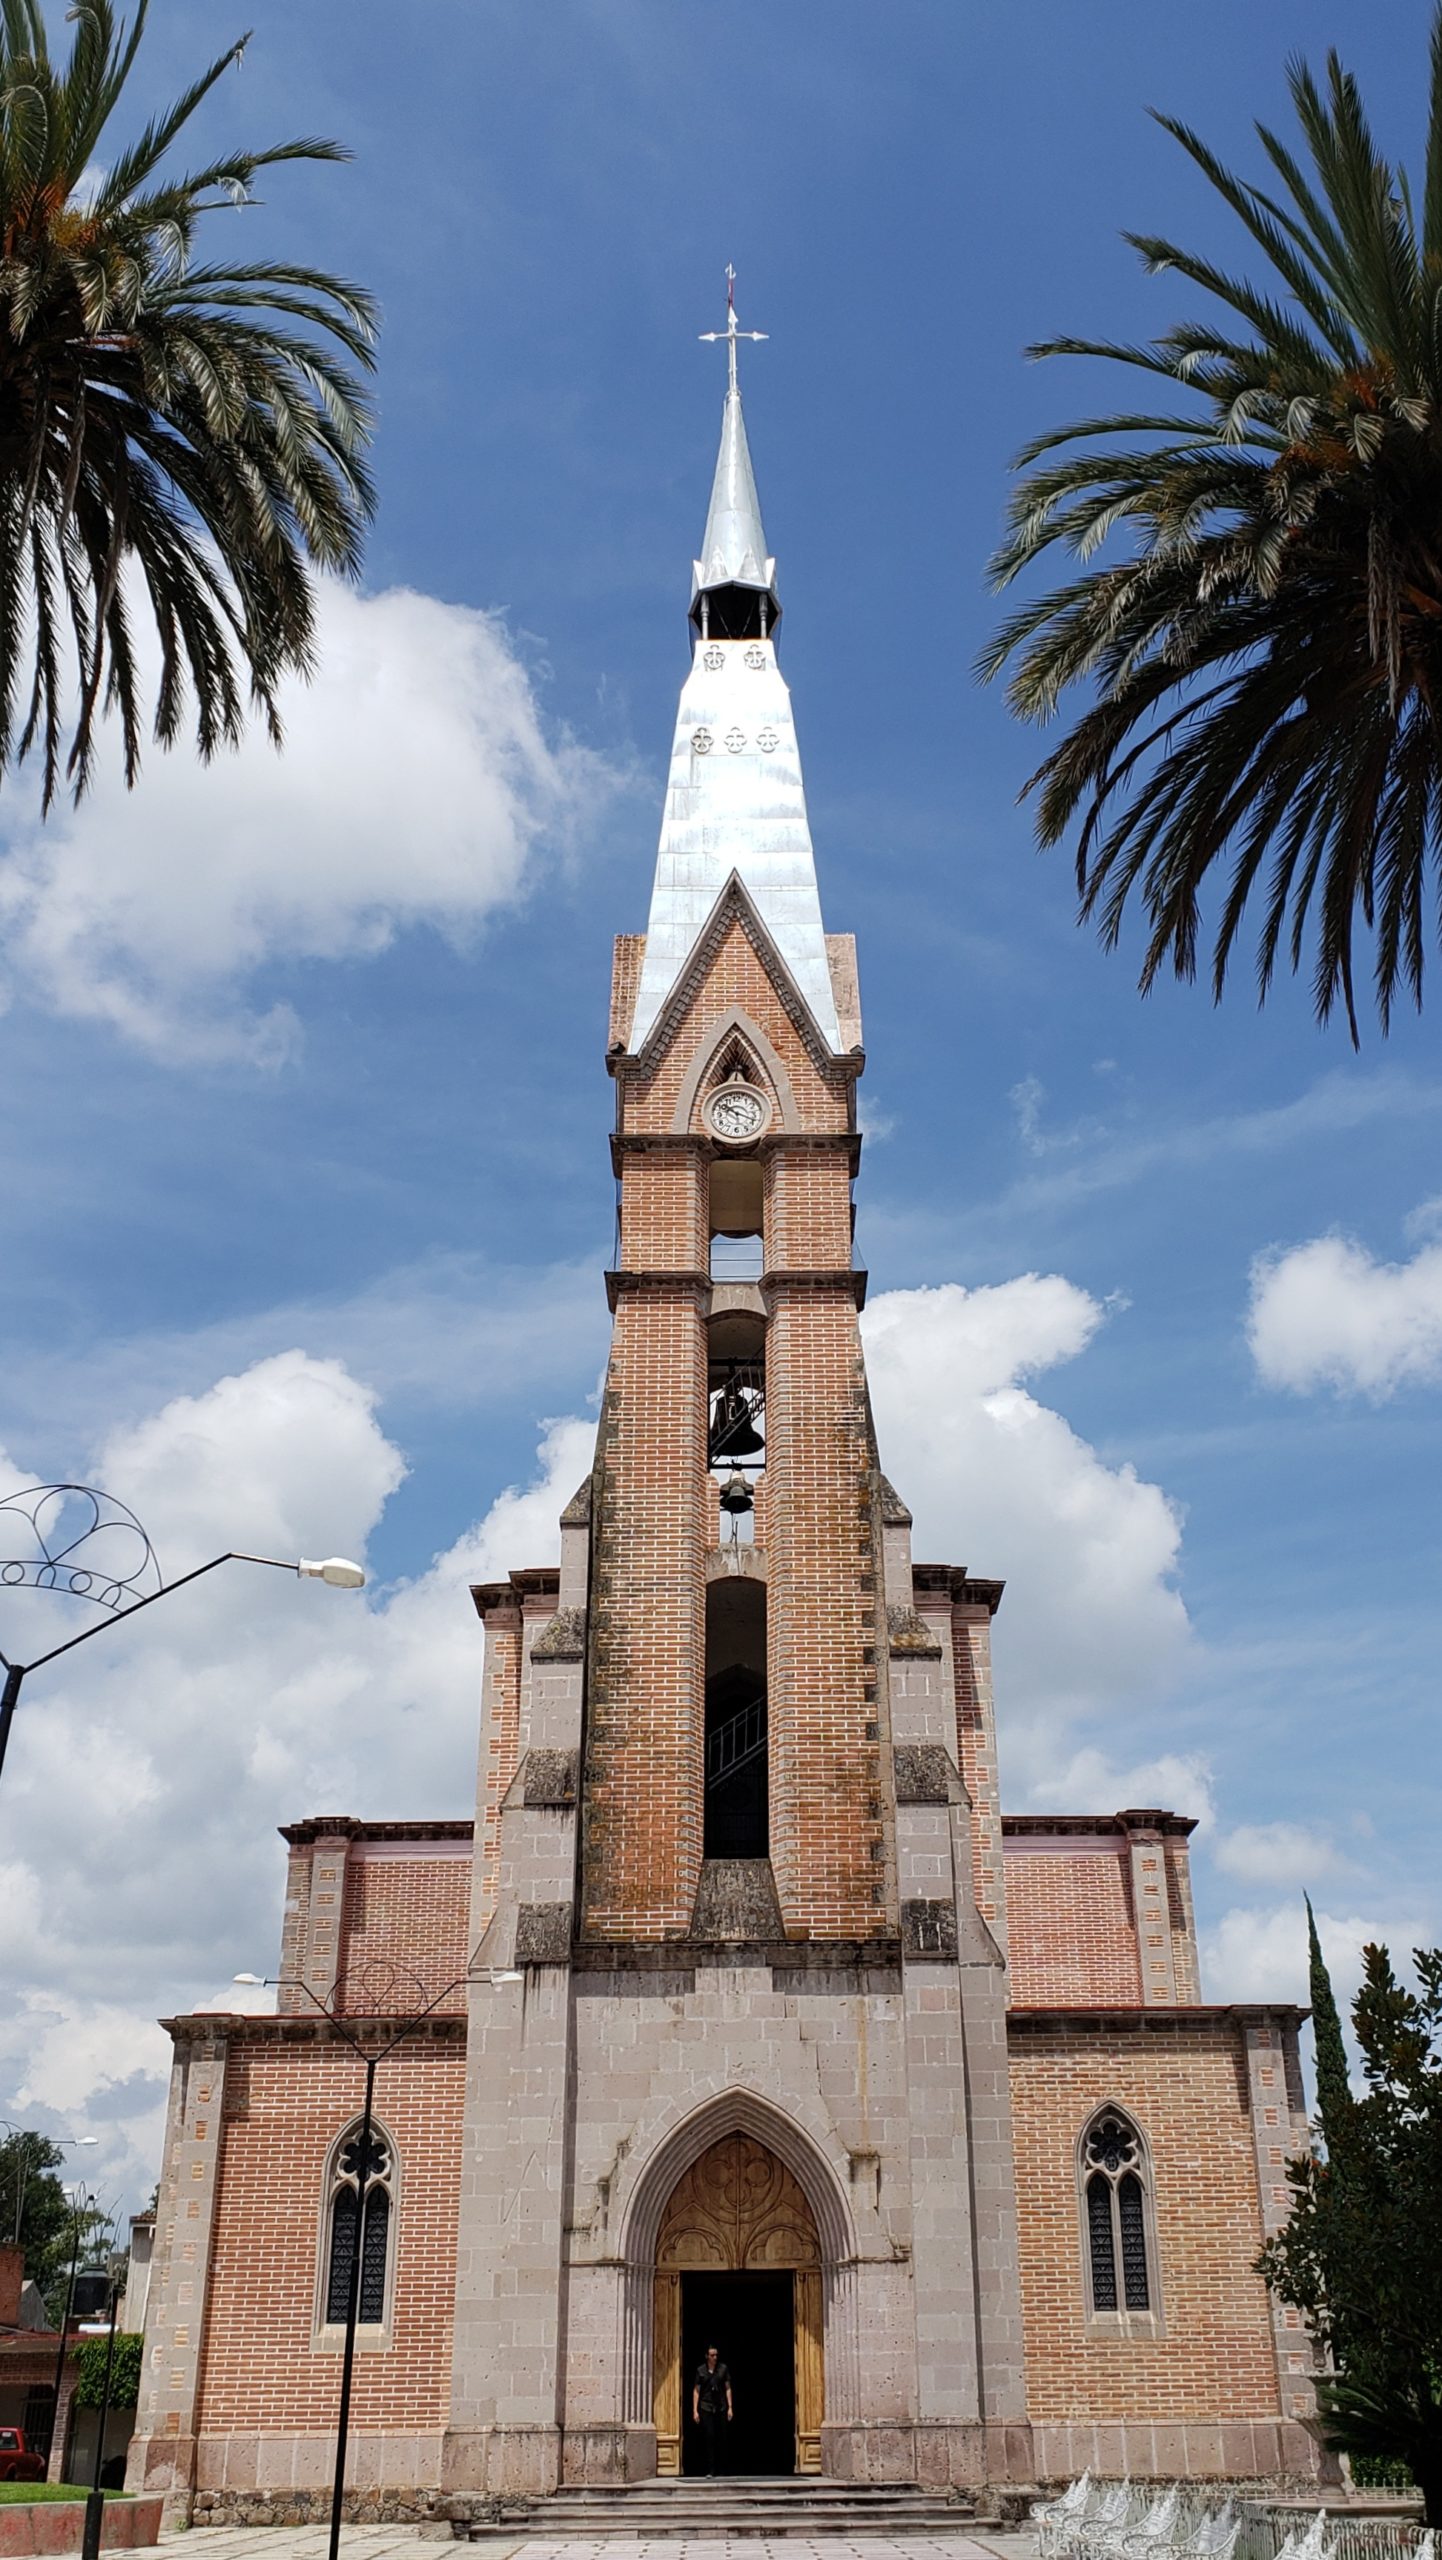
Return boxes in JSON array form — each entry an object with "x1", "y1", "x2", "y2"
[
  {"x1": 628, "y1": 274, "x2": 844, "y2": 1058},
  {"x1": 692, "y1": 267, "x2": 776, "y2": 606}
]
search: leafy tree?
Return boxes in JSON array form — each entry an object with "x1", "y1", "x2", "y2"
[
  {"x1": 0, "y1": 0, "x2": 377, "y2": 810},
  {"x1": 74, "y1": 2332, "x2": 142, "y2": 2410},
  {"x1": 1258, "y1": 1926, "x2": 1442, "y2": 2521},
  {"x1": 0, "y1": 2130, "x2": 107, "y2": 2306},
  {"x1": 981, "y1": 7, "x2": 1442, "y2": 1042}
]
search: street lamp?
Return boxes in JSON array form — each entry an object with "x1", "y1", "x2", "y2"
[
  {"x1": 0, "y1": 2124, "x2": 99, "y2": 2246},
  {"x1": 46, "y1": 2183, "x2": 104, "y2": 2479},
  {"x1": 247, "y1": 1966, "x2": 467, "y2": 2560},
  {"x1": 0, "y1": 1482, "x2": 365, "y2": 1792}
]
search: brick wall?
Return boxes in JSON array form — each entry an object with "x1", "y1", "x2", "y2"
[
  {"x1": 338, "y1": 1852, "x2": 470, "y2": 2014},
  {"x1": 765, "y1": 1287, "x2": 888, "y2": 1935},
  {"x1": 620, "y1": 915, "x2": 852, "y2": 1136},
  {"x1": 1008, "y1": 2017, "x2": 1281, "y2": 2422},
  {"x1": 582, "y1": 1289, "x2": 710, "y2": 1936},
  {"x1": 195, "y1": 2027, "x2": 464, "y2": 2440},
  {"x1": 1002, "y1": 1819, "x2": 1202, "y2": 2009},
  {"x1": 1005, "y1": 1845, "x2": 1143, "y2": 2006}
]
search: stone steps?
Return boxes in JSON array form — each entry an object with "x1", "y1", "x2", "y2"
[{"x1": 461, "y1": 2475, "x2": 974, "y2": 2538}]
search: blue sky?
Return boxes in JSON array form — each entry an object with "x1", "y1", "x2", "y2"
[{"x1": 2, "y1": 0, "x2": 1441, "y2": 2210}]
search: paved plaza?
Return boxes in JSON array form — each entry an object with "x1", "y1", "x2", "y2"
[{"x1": 183, "y1": 2527, "x2": 1037, "y2": 2560}]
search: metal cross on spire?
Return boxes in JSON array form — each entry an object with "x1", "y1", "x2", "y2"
[{"x1": 698, "y1": 264, "x2": 767, "y2": 397}]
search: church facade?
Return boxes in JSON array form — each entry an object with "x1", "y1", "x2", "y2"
[{"x1": 129, "y1": 310, "x2": 1324, "y2": 2520}]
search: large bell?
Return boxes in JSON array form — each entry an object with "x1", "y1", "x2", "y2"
[{"x1": 709, "y1": 1379, "x2": 765, "y2": 1464}]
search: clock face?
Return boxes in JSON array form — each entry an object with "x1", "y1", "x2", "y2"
[{"x1": 706, "y1": 1084, "x2": 768, "y2": 1142}]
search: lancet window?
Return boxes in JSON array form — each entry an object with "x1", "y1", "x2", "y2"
[
  {"x1": 320, "y1": 2118, "x2": 396, "y2": 2334},
  {"x1": 1079, "y1": 2108, "x2": 1155, "y2": 2318}
]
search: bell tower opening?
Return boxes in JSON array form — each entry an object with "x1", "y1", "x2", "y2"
[
  {"x1": 709, "y1": 1157, "x2": 764, "y2": 1282},
  {"x1": 704, "y1": 1576, "x2": 767, "y2": 1859}
]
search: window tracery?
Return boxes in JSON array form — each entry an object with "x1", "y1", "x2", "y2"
[
  {"x1": 1079, "y1": 2107, "x2": 1155, "y2": 2318},
  {"x1": 320, "y1": 2119, "x2": 396, "y2": 2334}
]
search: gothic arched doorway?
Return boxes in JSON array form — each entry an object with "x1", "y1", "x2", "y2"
[{"x1": 653, "y1": 2132, "x2": 823, "y2": 2477}]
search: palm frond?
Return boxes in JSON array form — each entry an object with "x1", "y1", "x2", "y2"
[
  {"x1": 0, "y1": 0, "x2": 376, "y2": 806},
  {"x1": 982, "y1": 2, "x2": 1442, "y2": 1038}
]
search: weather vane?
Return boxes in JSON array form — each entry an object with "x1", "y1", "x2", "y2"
[{"x1": 699, "y1": 263, "x2": 767, "y2": 396}]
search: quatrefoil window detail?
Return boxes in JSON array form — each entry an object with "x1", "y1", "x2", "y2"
[
  {"x1": 744, "y1": 645, "x2": 767, "y2": 670},
  {"x1": 724, "y1": 728, "x2": 747, "y2": 754},
  {"x1": 692, "y1": 728, "x2": 713, "y2": 754},
  {"x1": 1085, "y1": 2113, "x2": 1140, "y2": 2175},
  {"x1": 703, "y1": 646, "x2": 725, "y2": 672},
  {"x1": 757, "y1": 728, "x2": 779, "y2": 753}
]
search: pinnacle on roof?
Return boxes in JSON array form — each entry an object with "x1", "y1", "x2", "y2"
[
  {"x1": 690, "y1": 268, "x2": 778, "y2": 629},
  {"x1": 627, "y1": 274, "x2": 843, "y2": 1057}
]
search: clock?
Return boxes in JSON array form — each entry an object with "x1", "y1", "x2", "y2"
[{"x1": 704, "y1": 1080, "x2": 770, "y2": 1144}]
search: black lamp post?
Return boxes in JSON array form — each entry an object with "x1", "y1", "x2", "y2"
[
  {"x1": 45, "y1": 2187, "x2": 102, "y2": 2478},
  {"x1": 79, "y1": 2271, "x2": 121, "y2": 2560},
  {"x1": 257, "y1": 1967, "x2": 471, "y2": 2560},
  {"x1": 0, "y1": 1482, "x2": 365, "y2": 1794}
]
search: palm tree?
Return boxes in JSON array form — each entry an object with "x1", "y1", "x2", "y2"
[
  {"x1": 980, "y1": 11, "x2": 1442, "y2": 1042},
  {"x1": 0, "y1": 0, "x2": 376, "y2": 810}
]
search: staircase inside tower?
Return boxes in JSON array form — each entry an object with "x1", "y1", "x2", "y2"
[{"x1": 704, "y1": 1577, "x2": 768, "y2": 1859}]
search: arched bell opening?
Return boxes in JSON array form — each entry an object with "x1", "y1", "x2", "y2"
[
  {"x1": 708, "y1": 1157, "x2": 764, "y2": 1282},
  {"x1": 652, "y1": 2131, "x2": 823, "y2": 2478},
  {"x1": 704, "y1": 1577, "x2": 767, "y2": 1859}
]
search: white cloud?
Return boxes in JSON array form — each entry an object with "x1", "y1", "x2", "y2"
[
  {"x1": 0, "y1": 1355, "x2": 594, "y2": 2218},
  {"x1": 0, "y1": 1277, "x2": 1191, "y2": 2212},
  {"x1": 0, "y1": 582, "x2": 626, "y2": 1063},
  {"x1": 1248, "y1": 1229, "x2": 1442, "y2": 1398},
  {"x1": 1213, "y1": 1822, "x2": 1340, "y2": 1887},
  {"x1": 1202, "y1": 1902, "x2": 1427, "y2": 2007},
  {"x1": 861, "y1": 1277, "x2": 1192, "y2": 1803},
  {"x1": 1044, "y1": 1748, "x2": 1215, "y2": 1829}
]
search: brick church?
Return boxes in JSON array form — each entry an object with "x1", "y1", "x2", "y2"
[{"x1": 129, "y1": 297, "x2": 1325, "y2": 2521}]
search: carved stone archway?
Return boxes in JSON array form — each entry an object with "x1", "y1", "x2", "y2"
[{"x1": 652, "y1": 2132, "x2": 824, "y2": 2476}]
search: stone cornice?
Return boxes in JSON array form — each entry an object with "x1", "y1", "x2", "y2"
[
  {"x1": 760, "y1": 1268, "x2": 869, "y2": 1309},
  {"x1": 1002, "y1": 1810, "x2": 1198, "y2": 1841},
  {"x1": 1007, "y1": 2003, "x2": 1308, "y2": 2034},
  {"x1": 279, "y1": 1816, "x2": 474, "y2": 1846},
  {"x1": 605, "y1": 1268, "x2": 712, "y2": 1312},
  {"x1": 470, "y1": 1567, "x2": 560, "y2": 1621},
  {"x1": 162, "y1": 2011, "x2": 467, "y2": 2045},
  {"x1": 912, "y1": 1563, "x2": 1006, "y2": 1616},
  {"x1": 610, "y1": 1130, "x2": 860, "y2": 1175}
]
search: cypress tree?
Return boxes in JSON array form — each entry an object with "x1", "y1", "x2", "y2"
[{"x1": 1307, "y1": 1898, "x2": 1354, "y2": 2149}]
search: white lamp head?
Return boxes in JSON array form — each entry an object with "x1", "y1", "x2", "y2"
[
  {"x1": 232, "y1": 1974, "x2": 263, "y2": 1987},
  {"x1": 298, "y1": 1557, "x2": 366, "y2": 1590}
]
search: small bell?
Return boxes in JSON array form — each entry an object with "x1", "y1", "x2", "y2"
[
  {"x1": 717, "y1": 1471, "x2": 755, "y2": 1517},
  {"x1": 709, "y1": 1380, "x2": 765, "y2": 1463}
]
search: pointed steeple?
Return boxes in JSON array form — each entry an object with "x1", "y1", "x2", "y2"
[
  {"x1": 627, "y1": 277, "x2": 843, "y2": 1058},
  {"x1": 689, "y1": 268, "x2": 780, "y2": 637},
  {"x1": 691, "y1": 376, "x2": 777, "y2": 611}
]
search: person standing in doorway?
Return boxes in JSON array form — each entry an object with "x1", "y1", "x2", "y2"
[{"x1": 691, "y1": 2343, "x2": 733, "y2": 2474}]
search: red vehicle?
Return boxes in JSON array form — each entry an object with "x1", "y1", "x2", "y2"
[{"x1": 0, "y1": 2427, "x2": 46, "y2": 2483}]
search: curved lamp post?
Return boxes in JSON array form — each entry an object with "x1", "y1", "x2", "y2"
[{"x1": 0, "y1": 1482, "x2": 365, "y2": 1793}]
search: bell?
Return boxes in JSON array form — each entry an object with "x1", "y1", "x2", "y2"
[
  {"x1": 709, "y1": 1383, "x2": 765, "y2": 1463},
  {"x1": 717, "y1": 1471, "x2": 755, "y2": 1517}
]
